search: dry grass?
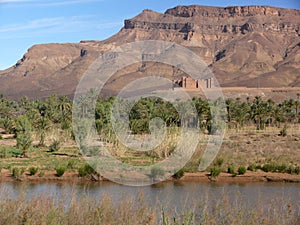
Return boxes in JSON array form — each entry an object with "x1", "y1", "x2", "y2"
[
  {"x1": 0, "y1": 124, "x2": 299, "y2": 178},
  {"x1": 0, "y1": 188, "x2": 298, "y2": 225}
]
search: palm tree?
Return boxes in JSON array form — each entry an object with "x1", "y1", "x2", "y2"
[
  {"x1": 16, "y1": 116, "x2": 32, "y2": 157},
  {"x1": 35, "y1": 116, "x2": 51, "y2": 146},
  {"x1": 30, "y1": 102, "x2": 52, "y2": 147}
]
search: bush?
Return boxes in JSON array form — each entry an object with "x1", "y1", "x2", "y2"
[
  {"x1": 238, "y1": 166, "x2": 246, "y2": 175},
  {"x1": 286, "y1": 166, "x2": 300, "y2": 175},
  {"x1": 215, "y1": 158, "x2": 224, "y2": 167},
  {"x1": 66, "y1": 159, "x2": 76, "y2": 170},
  {"x1": 38, "y1": 171, "x2": 45, "y2": 177},
  {"x1": 227, "y1": 165, "x2": 235, "y2": 175},
  {"x1": 286, "y1": 166, "x2": 293, "y2": 174},
  {"x1": 12, "y1": 167, "x2": 25, "y2": 179},
  {"x1": 255, "y1": 165, "x2": 262, "y2": 170},
  {"x1": 0, "y1": 146, "x2": 12, "y2": 158},
  {"x1": 247, "y1": 164, "x2": 256, "y2": 171},
  {"x1": 55, "y1": 166, "x2": 65, "y2": 177},
  {"x1": 277, "y1": 164, "x2": 287, "y2": 173},
  {"x1": 48, "y1": 140, "x2": 61, "y2": 152},
  {"x1": 150, "y1": 167, "x2": 165, "y2": 179},
  {"x1": 29, "y1": 167, "x2": 38, "y2": 176},
  {"x1": 262, "y1": 163, "x2": 276, "y2": 172},
  {"x1": 279, "y1": 125, "x2": 287, "y2": 137},
  {"x1": 172, "y1": 168, "x2": 185, "y2": 179},
  {"x1": 210, "y1": 166, "x2": 222, "y2": 178},
  {"x1": 78, "y1": 164, "x2": 95, "y2": 177},
  {"x1": 10, "y1": 149, "x2": 23, "y2": 158},
  {"x1": 294, "y1": 166, "x2": 300, "y2": 175}
]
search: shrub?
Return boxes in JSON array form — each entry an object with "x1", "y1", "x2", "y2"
[
  {"x1": 12, "y1": 167, "x2": 25, "y2": 179},
  {"x1": 255, "y1": 165, "x2": 262, "y2": 170},
  {"x1": 55, "y1": 166, "x2": 65, "y2": 177},
  {"x1": 279, "y1": 125, "x2": 287, "y2": 137},
  {"x1": 210, "y1": 166, "x2": 222, "y2": 178},
  {"x1": 277, "y1": 164, "x2": 287, "y2": 173},
  {"x1": 78, "y1": 164, "x2": 95, "y2": 177},
  {"x1": 238, "y1": 166, "x2": 246, "y2": 175},
  {"x1": 247, "y1": 164, "x2": 256, "y2": 171},
  {"x1": 10, "y1": 149, "x2": 23, "y2": 158},
  {"x1": 66, "y1": 159, "x2": 76, "y2": 170},
  {"x1": 0, "y1": 146, "x2": 12, "y2": 158},
  {"x1": 29, "y1": 167, "x2": 38, "y2": 176},
  {"x1": 38, "y1": 171, "x2": 45, "y2": 177},
  {"x1": 286, "y1": 166, "x2": 300, "y2": 175},
  {"x1": 286, "y1": 166, "x2": 293, "y2": 174},
  {"x1": 262, "y1": 163, "x2": 276, "y2": 172},
  {"x1": 0, "y1": 135, "x2": 2, "y2": 140},
  {"x1": 215, "y1": 158, "x2": 224, "y2": 167},
  {"x1": 150, "y1": 167, "x2": 165, "y2": 179},
  {"x1": 172, "y1": 168, "x2": 185, "y2": 179},
  {"x1": 227, "y1": 165, "x2": 235, "y2": 175},
  {"x1": 48, "y1": 140, "x2": 61, "y2": 152},
  {"x1": 294, "y1": 166, "x2": 300, "y2": 175}
]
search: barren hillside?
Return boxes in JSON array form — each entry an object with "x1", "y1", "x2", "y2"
[{"x1": 0, "y1": 5, "x2": 299, "y2": 99}]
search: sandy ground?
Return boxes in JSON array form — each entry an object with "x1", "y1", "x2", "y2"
[{"x1": 0, "y1": 169, "x2": 299, "y2": 184}]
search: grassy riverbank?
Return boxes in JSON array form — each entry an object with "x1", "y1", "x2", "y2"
[{"x1": 0, "y1": 125, "x2": 299, "y2": 183}]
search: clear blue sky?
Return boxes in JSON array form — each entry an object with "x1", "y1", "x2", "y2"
[{"x1": 0, "y1": 0, "x2": 299, "y2": 70}]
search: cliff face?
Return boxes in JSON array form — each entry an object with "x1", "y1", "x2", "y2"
[
  {"x1": 127, "y1": 6, "x2": 300, "y2": 35},
  {"x1": 0, "y1": 5, "x2": 299, "y2": 99}
]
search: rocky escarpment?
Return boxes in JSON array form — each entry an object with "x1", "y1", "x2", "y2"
[
  {"x1": 0, "y1": 5, "x2": 299, "y2": 99},
  {"x1": 125, "y1": 6, "x2": 300, "y2": 35}
]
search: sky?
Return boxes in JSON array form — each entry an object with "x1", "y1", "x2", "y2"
[{"x1": 0, "y1": 0, "x2": 299, "y2": 70}]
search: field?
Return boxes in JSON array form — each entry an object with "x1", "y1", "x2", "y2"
[{"x1": 0, "y1": 124, "x2": 299, "y2": 182}]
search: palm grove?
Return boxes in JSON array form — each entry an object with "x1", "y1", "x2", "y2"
[{"x1": 0, "y1": 92, "x2": 299, "y2": 158}]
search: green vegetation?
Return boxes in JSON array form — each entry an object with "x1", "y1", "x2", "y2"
[
  {"x1": 150, "y1": 167, "x2": 165, "y2": 179},
  {"x1": 227, "y1": 165, "x2": 235, "y2": 175},
  {"x1": 11, "y1": 167, "x2": 25, "y2": 179},
  {"x1": 15, "y1": 116, "x2": 32, "y2": 157},
  {"x1": 0, "y1": 93, "x2": 299, "y2": 179},
  {"x1": 78, "y1": 163, "x2": 96, "y2": 177},
  {"x1": 55, "y1": 166, "x2": 66, "y2": 177},
  {"x1": 209, "y1": 166, "x2": 222, "y2": 178},
  {"x1": 1, "y1": 93, "x2": 299, "y2": 146},
  {"x1": 29, "y1": 167, "x2": 38, "y2": 176},
  {"x1": 279, "y1": 125, "x2": 288, "y2": 137},
  {"x1": 238, "y1": 165, "x2": 247, "y2": 175},
  {"x1": 48, "y1": 140, "x2": 61, "y2": 152},
  {"x1": 172, "y1": 168, "x2": 185, "y2": 179}
]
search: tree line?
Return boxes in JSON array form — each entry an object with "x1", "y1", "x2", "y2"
[{"x1": 0, "y1": 93, "x2": 299, "y2": 157}]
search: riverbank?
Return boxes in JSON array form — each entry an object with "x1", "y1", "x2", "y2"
[
  {"x1": 1, "y1": 169, "x2": 300, "y2": 184},
  {"x1": 1, "y1": 125, "x2": 299, "y2": 185}
]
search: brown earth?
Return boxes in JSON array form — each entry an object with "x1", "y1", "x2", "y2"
[
  {"x1": 0, "y1": 170, "x2": 299, "y2": 184},
  {"x1": 0, "y1": 5, "x2": 299, "y2": 100}
]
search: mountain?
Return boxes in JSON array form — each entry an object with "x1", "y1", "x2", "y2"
[{"x1": 0, "y1": 5, "x2": 300, "y2": 99}]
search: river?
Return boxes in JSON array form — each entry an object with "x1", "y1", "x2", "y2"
[{"x1": 0, "y1": 181, "x2": 299, "y2": 212}]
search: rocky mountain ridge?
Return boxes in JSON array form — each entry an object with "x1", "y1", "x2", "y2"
[{"x1": 0, "y1": 5, "x2": 299, "y2": 99}]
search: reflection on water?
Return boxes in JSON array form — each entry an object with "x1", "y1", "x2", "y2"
[{"x1": 0, "y1": 181, "x2": 299, "y2": 212}]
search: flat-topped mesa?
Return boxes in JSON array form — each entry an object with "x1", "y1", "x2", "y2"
[
  {"x1": 124, "y1": 5, "x2": 300, "y2": 35},
  {"x1": 165, "y1": 5, "x2": 300, "y2": 18},
  {"x1": 124, "y1": 20, "x2": 194, "y2": 33}
]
